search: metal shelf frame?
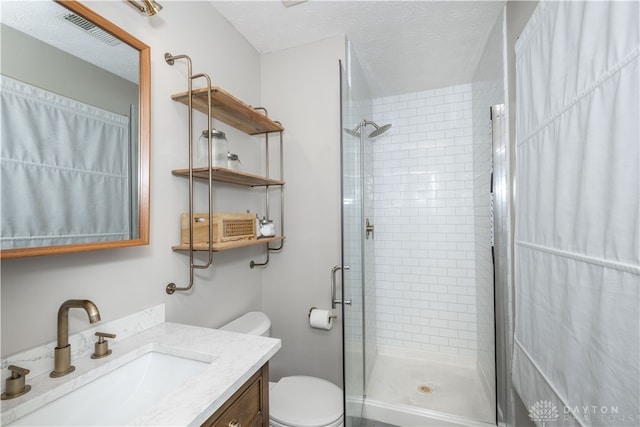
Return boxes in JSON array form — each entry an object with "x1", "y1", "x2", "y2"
[{"x1": 164, "y1": 52, "x2": 285, "y2": 295}]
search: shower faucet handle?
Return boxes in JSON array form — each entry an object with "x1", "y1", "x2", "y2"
[{"x1": 365, "y1": 218, "x2": 375, "y2": 239}]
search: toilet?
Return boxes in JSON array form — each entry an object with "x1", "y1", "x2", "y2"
[{"x1": 220, "y1": 312, "x2": 344, "y2": 427}]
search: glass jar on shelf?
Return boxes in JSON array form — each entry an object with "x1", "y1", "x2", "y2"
[{"x1": 196, "y1": 129, "x2": 228, "y2": 168}]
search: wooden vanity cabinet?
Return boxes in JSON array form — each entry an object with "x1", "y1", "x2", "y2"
[{"x1": 202, "y1": 363, "x2": 269, "y2": 427}]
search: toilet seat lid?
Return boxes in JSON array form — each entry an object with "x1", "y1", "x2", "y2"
[{"x1": 270, "y1": 376, "x2": 343, "y2": 427}]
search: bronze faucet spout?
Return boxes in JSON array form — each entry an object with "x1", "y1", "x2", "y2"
[
  {"x1": 56, "y1": 299, "x2": 100, "y2": 348},
  {"x1": 51, "y1": 299, "x2": 101, "y2": 378}
]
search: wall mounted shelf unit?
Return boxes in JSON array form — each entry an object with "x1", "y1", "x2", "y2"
[
  {"x1": 164, "y1": 52, "x2": 285, "y2": 295},
  {"x1": 171, "y1": 86, "x2": 284, "y2": 135},
  {"x1": 171, "y1": 236, "x2": 285, "y2": 253},
  {"x1": 171, "y1": 167, "x2": 284, "y2": 187}
]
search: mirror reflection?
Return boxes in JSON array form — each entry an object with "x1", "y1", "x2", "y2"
[{"x1": 0, "y1": 1, "x2": 150, "y2": 257}]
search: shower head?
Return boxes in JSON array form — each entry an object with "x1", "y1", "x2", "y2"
[
  {"x1": 344, "y1": 127, "x2": 361, "y2": 137},
  {"x1": 368, "y1": 122, "x2": 392, "y2": 138},
  {"x1": 345, "y1": 120, "x2": 392, "y2": 139}
]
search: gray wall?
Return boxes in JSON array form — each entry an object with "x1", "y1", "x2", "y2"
[{"x1": 260, "y1": 36, "x2": 345, "y2": 387}]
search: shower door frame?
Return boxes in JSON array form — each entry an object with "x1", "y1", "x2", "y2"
[{"x1": 491, "y1": 103, "x2": 515, "y2": 427}]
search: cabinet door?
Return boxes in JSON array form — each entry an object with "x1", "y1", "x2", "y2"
[{"x1": 203, "y1": 364, "x2": 268, "y2": 427}]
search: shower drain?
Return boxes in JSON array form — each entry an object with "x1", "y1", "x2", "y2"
[{"x1": 417, "y1": 384, "x2": 433, "y2": 394}]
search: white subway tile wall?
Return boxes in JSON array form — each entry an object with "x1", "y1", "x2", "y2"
[
  {"x1": 363, "y1": 134, "x2": 378, "y2": 380},
  {"x1": 372, "y1": 84, "x2": 477, "y2": 357}
]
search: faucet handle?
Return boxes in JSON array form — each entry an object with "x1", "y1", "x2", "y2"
[
  {"x1": 96, "y1": 332, "x2": 116, "y2": 340},
  {"x1": 91, "y1": 332, "x2": 116, "y2": 359},
  {"x1": 1, "y1": 365, "x2": 31, "y2": 400},
  {"x1": 7, "y1": 365, "x2": 29, "y2": 377}
]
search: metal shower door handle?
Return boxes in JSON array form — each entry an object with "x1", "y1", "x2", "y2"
[{"x1": 331, "y1": 265, "x2": 351, "y2": 309}]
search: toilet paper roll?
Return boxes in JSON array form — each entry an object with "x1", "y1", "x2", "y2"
[{"x1": 309, "y1": 308, "x2": 334, "y2": 330}]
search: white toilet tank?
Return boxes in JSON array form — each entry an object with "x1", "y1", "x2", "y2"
[
  {"x1": 219, "y1": 311, "x2": 271, "y2": 337},
  {"x1": 219, "y1": 311, "x2": 344, "y2": 427}
]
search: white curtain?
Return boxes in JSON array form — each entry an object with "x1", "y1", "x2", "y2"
[
  {"x1": 513, "y1": 1, "x2": 639, "y2": 426},
  {"x1": 1, "y1": 75, "x2": 130, "y2": 248}
]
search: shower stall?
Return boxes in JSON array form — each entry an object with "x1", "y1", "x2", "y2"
[{"x1": 339, "y1": 10, "x2": 510, "y2": 424}]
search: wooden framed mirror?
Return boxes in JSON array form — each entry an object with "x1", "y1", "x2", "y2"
[{"x1": 0, "y1": 0, "x2": 150, "y2": 259}]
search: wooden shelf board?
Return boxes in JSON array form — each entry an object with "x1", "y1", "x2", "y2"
[
  {"x1": 172, "y1": 236, "x2": 285, "y2": 252},
  {"x1": 172, "y1": 167, "x2": 284, "y2": 187},
  {"x1": 171, "y1": 86, "x2": 284, "y2": 135}
]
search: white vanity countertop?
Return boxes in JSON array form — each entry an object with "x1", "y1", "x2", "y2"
[{"x1": 1, "y1": 321, "x2": 281, "y2": 426}]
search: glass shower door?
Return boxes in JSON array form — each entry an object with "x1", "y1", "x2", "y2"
[{"x1": 340, "y1": 60, "x2": 365, "y2": 425}]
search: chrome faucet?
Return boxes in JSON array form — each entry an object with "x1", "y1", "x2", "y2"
[{"x1": 50, "y1": 299, "x2": 101, "y2": 378}]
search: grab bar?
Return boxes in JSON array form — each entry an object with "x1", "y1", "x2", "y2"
[{"x1": 331, "y1": 265, "x2": 351, "y2": 309}]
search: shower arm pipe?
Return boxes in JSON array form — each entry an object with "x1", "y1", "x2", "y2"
[
  {"x1": 251, "y1": 109, "x2": 285, "y2": 268},
  {"x1": 348, "y1": 119, "x2": 391, "y2": 138},
  {"x1": 350, "y1": 119, "x2": 375, "y2": 133},
  {"x1": 357, "y1": 119, "x2": 380, "y2": 131},
  {"x1": 164, "y1": 53, "x2": 214, "y2": 294}
]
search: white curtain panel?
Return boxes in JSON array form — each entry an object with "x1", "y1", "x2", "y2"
[
  {"x1": 1, "y1": 76, "x2": 130, "y2": 248},
  {"x1": 513, "y1": 1, "x2": 639, "y2": 426}
]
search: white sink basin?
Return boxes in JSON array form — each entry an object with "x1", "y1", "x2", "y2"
[{"x1": 9, "y1": 351, "x2": 211, "y2": 426}]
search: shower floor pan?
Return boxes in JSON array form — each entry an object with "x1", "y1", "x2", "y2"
[{"x1": 363, "y1": 350, "x2": 495, "y2": 426}]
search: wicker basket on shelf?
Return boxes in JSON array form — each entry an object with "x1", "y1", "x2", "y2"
[{"x1": 181, "y1": 212, "x2": 256, "y2": 244}]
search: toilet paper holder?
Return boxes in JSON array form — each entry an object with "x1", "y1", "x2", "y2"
[{"x1": 309, "y1": 307, "x2": 337, "y2": 319}]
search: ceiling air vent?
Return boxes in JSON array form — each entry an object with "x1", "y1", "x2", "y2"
[{"x1": 59, "y1": 12, "x2": 122, "y2": 46}]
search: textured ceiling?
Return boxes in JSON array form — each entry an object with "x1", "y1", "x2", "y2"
[{"x1": 211, "y1": 0, "x2": 506, "y2": 97}]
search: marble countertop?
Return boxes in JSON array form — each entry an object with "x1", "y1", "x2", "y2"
[{"x1": 1, "y1": 317, "x2": 281, "y2": 426}]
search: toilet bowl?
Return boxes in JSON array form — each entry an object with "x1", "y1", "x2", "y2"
[{"x1": 220, "y1": 312, "x2": 344, "y2": 427}]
